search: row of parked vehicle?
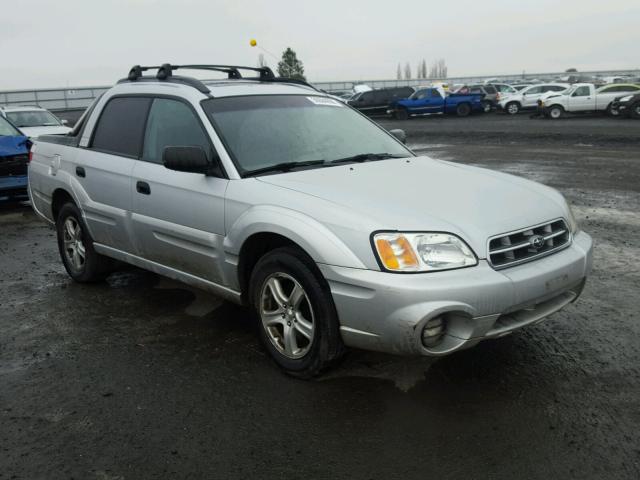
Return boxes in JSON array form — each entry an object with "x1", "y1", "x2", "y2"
[
  {"x1": 0, "y1": 105, "x2": 72, "y2": 201},
  {"x1": 337, "y1": 81, "x2": 640, "y2": 120}
]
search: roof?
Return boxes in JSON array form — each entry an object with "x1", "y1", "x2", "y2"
[{"x1": 0, "y1": 105, "x2": 48, "y2": 112}]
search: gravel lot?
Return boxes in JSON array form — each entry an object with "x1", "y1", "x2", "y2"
[{"x1": 1, "y1": 113, "x2": 639, "y2": 479}]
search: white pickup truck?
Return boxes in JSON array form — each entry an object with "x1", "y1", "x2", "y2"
[{"x1": 540, "y1": 83, "x2": 640, "y2": 118}]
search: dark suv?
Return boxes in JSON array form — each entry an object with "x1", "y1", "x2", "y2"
[{"x1": 347, "y1": 87, "x2": 415, "y2": 115}]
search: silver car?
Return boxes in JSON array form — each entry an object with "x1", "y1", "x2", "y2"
[{"x1": 28, "y1": 64, "x2": 593, "y2": 377}]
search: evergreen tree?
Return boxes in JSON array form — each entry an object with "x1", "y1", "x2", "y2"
[
  {"x1": 277, "y1": 48, "x2": 306, "y2": 80},
  {"x1": 397, "y1": 63, "x2": 402, "y2": 80},
  {"x1": 404, "y1": 62, "x2": 412, "y2": 80}
]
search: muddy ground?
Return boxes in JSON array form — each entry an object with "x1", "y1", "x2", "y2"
[{"x1": 1, "y1": 113, "x2": 639, "y2": 479}]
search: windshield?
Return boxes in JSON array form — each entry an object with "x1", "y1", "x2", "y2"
[
  {"x1": 202, "y1": 95, "x2": 411, "y2": 175},
  {"x1": 0, "y1": 116, "x2": 22, "y2": 136},
  {"x1": 6, "y1": 110, "x2": 62, "y2": 128}
]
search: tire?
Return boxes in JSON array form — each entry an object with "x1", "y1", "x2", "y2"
[
  {"x1": 606, "y1": 103, "x2": 619, "y2": 117},
  {"x1": 505, "y1": 102, "x2": 520, "y2": 115},
  {"x1": 395, "y1": 108, "x2": 409, "y2": 120},
  {"x1": 456, "y1": 103, "x2": 471, "y2": 117},
  {"x1": 548, "y1": 105, "x2": 564, "y2": 119},
  {"x1": 482, "y1": 101, "x2": 492, "y2": 113},
  {"x1": 249, "y1": 247, "x2": 344, "y2": 378},
  {"x1": 56, "y1": 202, "x2": 113, "y2": 282},
  {"x1": 631, "y1": 103, "x2": 640, "y2": 120}
]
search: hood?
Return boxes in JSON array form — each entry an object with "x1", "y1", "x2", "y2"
[
  {"x1": 0, "y1": 135, "x2": 29, "y2": 157},
  {"x1": 19, "y1": 125, "x2": 72, "y2": 138},
  {"x1": 256, "y1": 156, "x2": 568, "y2": 258}
]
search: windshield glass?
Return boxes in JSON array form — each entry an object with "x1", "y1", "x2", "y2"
[
  {"x1": 0, "y1": 116, "x2": 22, "y2": 136},
  {"x1": 6, "y1": 110, "x2": 61, "y2": 128},
  {"x1": 202, "y1": 95, "x2": 411, "y2": 175}
]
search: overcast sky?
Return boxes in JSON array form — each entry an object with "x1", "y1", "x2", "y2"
[{"x1": 1, "y1": 0, "x2": 639, "y2": 90}]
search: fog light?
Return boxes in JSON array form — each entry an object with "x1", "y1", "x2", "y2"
[{"x1": 422, "y1": 316, "x2": 446, "y2": 348}]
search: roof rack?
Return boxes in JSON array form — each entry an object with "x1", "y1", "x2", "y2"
[{"x1": 118, "y1": 63, "x2": 317, "y2": 94}]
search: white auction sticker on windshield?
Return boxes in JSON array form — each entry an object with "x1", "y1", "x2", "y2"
[{"x1": 307, "y1": 96, "x2": 343, "y2": 107}]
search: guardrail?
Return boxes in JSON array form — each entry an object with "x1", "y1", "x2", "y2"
[{"x1": 1, "y1": 68, "x2": 638, "y2": 111}]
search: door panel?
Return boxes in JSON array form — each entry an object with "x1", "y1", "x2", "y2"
[
  {"x1": 131, "y1": 161, "x2": 228, "y2": 282},
  {"x1": 76, "y1": 150, "x2": 136, "y2": 252}
]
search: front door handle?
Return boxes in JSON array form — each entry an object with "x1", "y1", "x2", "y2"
[
  {"x1": 136, "y1": 181, "x2": 151, "y2": 195},
  {"x1": 76, "y1": 166, "x2": 85, "y2": 178}
]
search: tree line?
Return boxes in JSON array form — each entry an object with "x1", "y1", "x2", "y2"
[{"x1": 397, "y1": 59, "x2": 448, "y2": 80}]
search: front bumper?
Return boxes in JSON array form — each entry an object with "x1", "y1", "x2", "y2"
[{"x1": 319, "y1": 230, "x2": 593, "y2": 356}]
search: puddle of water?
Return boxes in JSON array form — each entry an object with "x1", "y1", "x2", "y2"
[
  {"x1": 321, "y1": 351, "x2": 436, "y2": 392},
  {"x1": 154, "y1": 278, "x2": 223, "y2": 317}
]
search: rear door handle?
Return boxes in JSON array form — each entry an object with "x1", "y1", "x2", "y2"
[
  {"x1": 136, "y1": 181, "x2": 151, "y2": 195},
  {"x1": 76, "y1": 166, "x2": 85, "y2": 178}
]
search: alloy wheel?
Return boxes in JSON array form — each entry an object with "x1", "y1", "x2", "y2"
[
  {"x1": 259, "y1": 272, "x2": 315, "y2": 359},
  {"x1": 62, "y1": 217, "x2": 86, "y2": 271}
]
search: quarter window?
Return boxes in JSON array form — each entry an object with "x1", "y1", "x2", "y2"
[
  {"x1": 91, "y1": 97, "x2": 151, "y2": 157},
  {"x1": 142, "y1": 98, "x2": 212, "y2": 165}
]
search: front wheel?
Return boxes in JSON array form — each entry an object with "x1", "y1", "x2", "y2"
[
  {"x1": 505, "y1": 102, "x2": 520, "y2": 115},
  {"x1": 249, "y1": 247, "x2": 344, "y2": 378},
  {"x1": 56, "y1": 202, "x2": 113, "y2": 282},
  {"x1": 482, "y1": 100, "x2": 492, "y2": 113},
  {"x1": 456, "y1": 103, "x2": 471, "y2": 117},
  {"x1": 631, "y1": 103, "x2": 640, "y2": 119}
]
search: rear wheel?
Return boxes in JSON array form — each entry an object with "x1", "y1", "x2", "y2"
[
  {"x1": 249, "y1": 247, "x2": 344, "y2": 378},
  {"x1": 56, "y1": 203, "x2": 113, "y2": 282},
  {"x1": 482, "y1": 101, "x2": 492, "y2": 113},
  {"x1": 505, "y1": 102, "x2": 520, "y2": 115},
  {"x1": 456, "y1": 103, "x2": 471, "y2": 117},
  {"x1": 395, "y1": 108, "x2": 409, "y2": 120},
  {"x1": 548, "y1": 105, "x2": 564, "y2": 119}
]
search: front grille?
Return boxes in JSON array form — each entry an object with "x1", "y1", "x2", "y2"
[
  {"x1": 0, "y1": 154, "x2": 29, "y2": 177},
  {"x1": 488, "y1": 219, "x2": 570, "y2": 269}
]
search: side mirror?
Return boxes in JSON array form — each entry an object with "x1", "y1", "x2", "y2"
[
  {"x1": 389, "y1": 129, "x2": 407, "y2": 144},
  {"x1": 163, "y1": 146, "x2": 211, "y2": 174},
  {"x1": 61, "y1": 119, "x2": 69, "y2": 125}
]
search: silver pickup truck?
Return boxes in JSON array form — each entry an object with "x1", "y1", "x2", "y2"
[{"x1": 28, "y1": 64, "x2": 593, "y2": 377}]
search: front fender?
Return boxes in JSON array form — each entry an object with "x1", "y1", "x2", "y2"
[{"x1": 224, "y1": 205, "x2": 367, "y2": 270}]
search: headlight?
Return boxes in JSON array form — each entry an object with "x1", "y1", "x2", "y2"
[
  {"x1": 373, "y1": 232, "x2": 477, "y2": 272},
  {"x1": 619, "y1": 95, "x2": 633, "y2": 102}
]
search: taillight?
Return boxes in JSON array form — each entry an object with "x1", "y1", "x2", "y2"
[{"x1": 28, "y1": 151, "x2": 33, "y2": 162}]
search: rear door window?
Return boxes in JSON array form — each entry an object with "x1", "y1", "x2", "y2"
[{"x1": 91, "y1": 97, "x2": 151, "y2": 157}]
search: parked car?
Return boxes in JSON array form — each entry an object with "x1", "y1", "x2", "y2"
[
  {"x1": 0, "y1": 115, "x2": 30, "y2": 201},
  {"x1": 468, "y1": 84, "x2": 498, "y2": 112},
  {"x1": 28, "y1": 63, "x2": 593, "y2": 377},
  {"x1": 347, "y1": 87, "x2": 415, "y2": 115},
  {"x1": 610, "y1": 93, "x2": 640, "y2": 119},
  {"x1": 490, "y1": 83, "x2": 519, "y2": 96},
  {"x1": 498, "y1": 83, "x2": 570, "y2": 115},
  {"x1": 0, "y1": 106, "x2": 72, "y2": 138},
  {"x1": 539, "y1": 83, "x2": 640, "y2": 118},
  {"x1": 512, "y1": 84, "x2": 533, "y2": 91},
  {"x1": 388, "y1": 87, "x2": 484, "y2": 118}
]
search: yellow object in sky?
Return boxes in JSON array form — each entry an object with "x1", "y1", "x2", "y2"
[{"x1": 250, "y1": 39, "x2": 257, "y2": 47}]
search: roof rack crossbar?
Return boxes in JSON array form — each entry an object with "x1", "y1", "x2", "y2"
[{"x1": 122, "y1": 63, "x2": 317, "y2": 93}]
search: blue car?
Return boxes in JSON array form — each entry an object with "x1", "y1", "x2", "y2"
[
  {"x1": 0, "y1": 115, "x2": 30, "y2": 201},
  {"x1": 388, "y1": 87, "x2": 484, "y2": 119}
]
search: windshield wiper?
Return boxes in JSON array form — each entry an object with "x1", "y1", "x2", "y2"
[
  {"x1": 243, "y1": 160, "x2": 326, "y2": 177},
  {"x1": 330, "y1": 153, "x2": 408, "y2": 164}
]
